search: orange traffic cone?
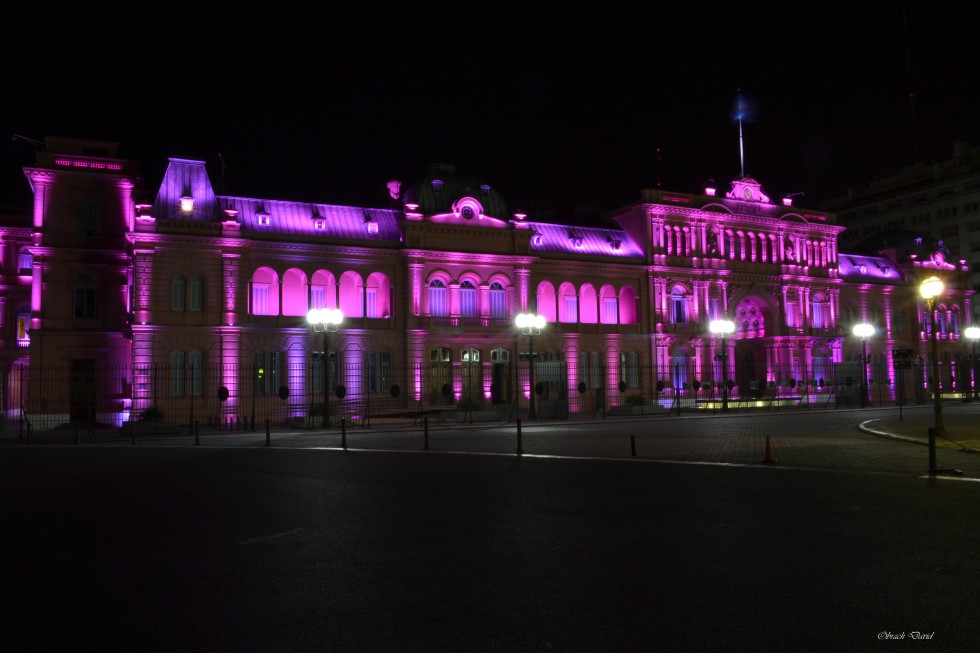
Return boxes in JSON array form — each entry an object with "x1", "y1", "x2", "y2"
[{"x1": 761, "y1": 436, "x2": 777, "y2": 465}]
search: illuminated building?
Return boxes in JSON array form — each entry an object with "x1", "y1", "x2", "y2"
[{"x1": 1, "y1": 137, "x2": 974, "y2": 429}]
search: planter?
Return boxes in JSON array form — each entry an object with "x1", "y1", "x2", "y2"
[{"x1": 119, "y1": 420, "x2": 182, "y2": 436}]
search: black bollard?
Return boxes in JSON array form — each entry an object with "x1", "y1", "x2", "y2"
[
  {"x1": 132, "y1": 419, "x2": 137, "y2": 445},
  {"x1": 516, "y1": 418, "x2": 523, "y2": 455},
  {"x1": 631, "y1": 435, "x2": 636, "y2": 457},
  {"x1": 265, "y1": 419, "x2": 271, "y2": 447},
  {"x1": 75, "y1": 422, "x2": 80, "y2": 445},
  {"x1": 424, "y1": 417, "x2": 429, "y2": 450},
  {"x1": 194, "y1": 420, "x2": 199, "y2": 446},
  {"x1": 341, "y1": 417, "x2": 347, "y2": 450}
]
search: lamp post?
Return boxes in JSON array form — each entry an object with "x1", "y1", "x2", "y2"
[
  {"x1": 965, "y1": 326, "x2": 980, "y2": 401},
  {"x1": 920, "y1": 277, "x2": 948, "y2": 475},
  {"x1": 307, "y1": 307, "x2": 343, "y2": 428},
  {"x1": 709, "y1": 319, "x2": 735, "y2": 412},
  {"x1": 516, "y1": 313, "x2": 546, "y2": 420},
  {"x1": 852, "y1": 323, "x2": 875, "y2": 408}
]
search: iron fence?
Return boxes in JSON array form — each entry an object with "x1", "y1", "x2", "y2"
[{"x1": 1, "y1": 356, "x2": 972, "y2": 436}]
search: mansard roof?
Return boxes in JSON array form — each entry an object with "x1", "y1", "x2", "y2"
[
  {"x1": 222, "y1": 197, "x2": 402, "y2": 242},
  {"x1": 526, "y1": 221, "x2": 642, "y2": 258},
  {"x1": 837, "y1": 253, "x2": 904, "y2": 281}
]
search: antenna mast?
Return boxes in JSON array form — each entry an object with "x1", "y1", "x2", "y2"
[{"x1": 737, "y1": 89, "x2": 745, "y2": 178}]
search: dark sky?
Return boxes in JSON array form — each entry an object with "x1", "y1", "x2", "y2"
[{"x1": 4, "y1": 4, "x2": 980, "y2": 223}]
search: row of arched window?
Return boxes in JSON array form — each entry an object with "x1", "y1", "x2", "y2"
[
  {"x1": 536, "y1": 282, "x2": 637, "y2": 324},
  {"x1": 250, "y1": 268, "x2": 391, "y2": 318}
]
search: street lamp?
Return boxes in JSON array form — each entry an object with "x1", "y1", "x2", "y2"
[
  {"x1": 852, "y1": 323, "x2": 875, "y2": 408},
  {"x1": 709, "y1": 319, "x2": 735, "y2": 412},
  {"x1": 307, "y1": 307, "x2": 343, "y2": 428},
  {"x1": 920, "y1": 276, "x2": 947, "y2": 474},
  {"x1": 965, "y1": 326, "x2": 980, "y2": 401},
  {"x1": 516, "y1": 312, "x2": 546, "y2": 420}
]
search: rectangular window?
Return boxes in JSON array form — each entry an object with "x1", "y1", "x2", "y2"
[
  {"x1": 563, "y1": 296, "x2": 578, "y2": 323},
  {"x1": 172, "y1": 277, "x2": 186, "y2": 311},
  {"x1": 786, "y1": 303, "x2": 799, "y2": 328},
  {"x1": 270, "y1": 352, "x2": 281, "y2": 396},
  {"x1": 171, "y1": 351, "x2": 185, "y2": 397},
  {"x1": 591, "y1": 352, "x2": 602, "y2": 389},
  {"x1": 75, "y1": 203, "x2": 101, "y2": 236},
  {"x1": 381, "y1": 352, "x2": 392, "y2": 394},
  {"x1": 893, "y1": 311, "x2": 908, "y2": 333},
  {"x1": 189, "y1": 351, "x2": 203, "y2": 397},
  {"x1": 254, "y1": 351, "x2": 266, "y2": 395},
  {"x1": 188, "y1": 278, "x2": 203, "y2": 312},
  {"x1": 74, "y1": 287, "x2": 97, "y2": 319},
  {"x1": 252, "y1": 284, "x2": 269, "y2": 315},
  {"x1": 311, "y1": 286, "x2": 326, "y2": 310},
  {"x1": 365, "y1": 351, "x2": 378, "y2": 393},
  {"x1": 16, "y1": 313, "x2": 30, "y2": 344},
  {"x1": 366, "y1": 287, "x2": 378, "y2": 318},
  {"x1": 602, "y1": 298, "x2": 618, "y2": 324},
  {"x1": 18, "y1": 251, "x2": 33, "y2": 274},
  {"x1": 670, "y1": 297, "x2": 686, "y2": 324},
  {"x1": 429, "y1": 286, "x2": 447, "y2": 316},
  {"x1": 490, "y1": 289, "x2": 506, "y2": 318}
]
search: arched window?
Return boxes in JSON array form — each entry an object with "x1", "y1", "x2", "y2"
[
  {"x1": 669, "y1": 285, "x2": 687, "y2": 324},
  {"x1": 600, "y1": 285, "x2": 618, "y2": 324},
  {"x1": 579, "y1": 284, "x2": 597, "y2": 324},
  {"x1": 428, "y1": 279, "x2": 448, "y2": 317},
  {"x1": 339, "y1": 271, "x2": 364, "y2": 317},
  {"x1": 489, "y1": 282, "x2": 507, "y2": 318},
  {"x1": 460, "y1": 281, "x2": 478, "y2": 318},
  {"x1": 811, "y1": 292, "x2": 828, "y2": 328},
  {"x1": 536, "y1": 281, "x2": 557, "y2": 322},
  {"x1": 251, "y1": 267, "x2": 279, "y2": 316},
  {"x1": 281, "y1": 268, "x2": 308, "y2": 316},
  {"x1": 74, "y1": 274, "x2": 98, "y2": 319},
  {"x1": 172, "y1": 275, "x2": 186, "y2": 311},
  {"x1": 619, "y1": 286, "x2": 637, "y2": 324},
  {"x1": 18, "y1": 248, "x2": 33, "y2": 275},
  {"x1": 558, "y1": 282, "x2": 578, "y2": 323},
  {"x1": 188, "y1": 277, "x2": 204, "y2": 312},
  {"x1": 366, "y1": 272, "x2": 390, "y2": 318},
  {"x1": 310, "y1": 270, "x2": 337, "y2": 310}
]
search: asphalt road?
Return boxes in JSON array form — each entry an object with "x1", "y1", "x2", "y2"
[{"x1": 3, "y1": 427, "x2": 979, "y2": 652}]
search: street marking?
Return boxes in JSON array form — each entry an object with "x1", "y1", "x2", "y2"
[
  {"x1": 239, "y1": 528, "x2": 303, "y2": 545},
  {"x1": 918, "y1": 475, "x2": 980, "y2": 483}
]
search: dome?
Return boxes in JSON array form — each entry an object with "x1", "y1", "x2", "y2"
[{"x1": 402, "y1": 163, "x2": 509, "y2": 219}]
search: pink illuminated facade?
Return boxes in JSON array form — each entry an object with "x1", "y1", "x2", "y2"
[{"x1": 1, "y1": 138, "x2": 975, "y2": 429}]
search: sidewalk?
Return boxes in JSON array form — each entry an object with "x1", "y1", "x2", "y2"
[{"x1": 858, "y1": 401, "x2": 980, "y2": 453}]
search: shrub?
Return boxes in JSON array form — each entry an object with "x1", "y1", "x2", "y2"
[
  {"x1": 139, "y1": 406, "x2": 166, "y2": 421},
  {"x1": 626, "y1": 395, "x2": 646, "y2": 406},
  {"x1": 457, "y1": 398, "x2": 483, "y2": 411}
]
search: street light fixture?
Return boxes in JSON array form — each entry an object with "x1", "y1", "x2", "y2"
[
  {"x1": 307, "y1": 307, "x2": 343, "y2": 428},
  {"x1": 852, "y1": 323, "x2": 875, "y2": 408},
  {"x1": 516, "y1": 312, "x2": 546, "y2": 420},
  {"x1": 919, "y1": 276, "x2": 948, "y2": 474},
  {"x1": 965, "y1": 326, "x2": 980, "y2": 401},
  {"x1": 709, "y1": 319, "x2": 735, "y2": 412}
]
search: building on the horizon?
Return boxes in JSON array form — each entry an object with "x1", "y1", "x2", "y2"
[
  {"x1": 824, "y1": 140, "x2": 980, "y2": 322},
  {"x1": 1, "y1": 137, "x2": 974, "y2": 431}
]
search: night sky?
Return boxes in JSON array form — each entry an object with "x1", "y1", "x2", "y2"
[{"x1": 4, "y1": 4, "x2": 980, "y2": 223}]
